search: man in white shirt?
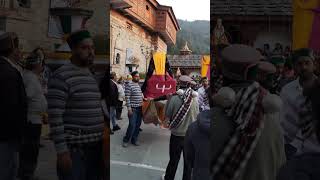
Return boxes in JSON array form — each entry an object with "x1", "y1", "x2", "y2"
[
  {"x1": 197, "y1": 77, "x2": 210, "y2": 112},
  {"x1": 280, "y1": 48, "x2": 318, "y2": 159}
]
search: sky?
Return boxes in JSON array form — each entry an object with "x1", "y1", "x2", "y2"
[{"x1": 157, "y1": 0, "x2": 210, "y2": 21}]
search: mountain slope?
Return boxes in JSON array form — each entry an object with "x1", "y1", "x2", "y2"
[{"x1": 168, "y1": 19, "x2": 210, "y2": 55}]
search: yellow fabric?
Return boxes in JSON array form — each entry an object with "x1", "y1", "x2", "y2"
[
  {"x1": 293, "y1": 0, "x2": 318, "y2": 50},
  {"x1": 153, "y1": 52, "x2": 166, "y2": 75},
  {"x1": 201, "y1": 55, "x2": 210, "y2": 77}
]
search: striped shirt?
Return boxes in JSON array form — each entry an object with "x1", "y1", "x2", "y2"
[
  {"x1": 125, "y1": 81, "x2": 143, "y2": 108},
  {"x1": 47, "y1": 63, "x2": 104, "y2": 154}
]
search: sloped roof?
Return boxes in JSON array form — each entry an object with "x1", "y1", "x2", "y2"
[
  {"x1": 211, "y1": 0, "x2": 292, "y2": 16},
  {"x1": 167, "y1": 55, "x2": 202, "y2": 68},
  {"x1": 180, "y1": 41, "x2": 192, "y2": 53}
]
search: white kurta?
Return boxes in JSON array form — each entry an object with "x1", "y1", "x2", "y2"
[{"x1": 280, "y1": 79, "x2": 320, "y2": 155}]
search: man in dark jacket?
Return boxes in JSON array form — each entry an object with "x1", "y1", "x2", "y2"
[
  {"x1": 110, "y1": 72, "x2": 121, "y2": 132},
  {"x1": 0, "y1": 32, "x2": 27, "y2": 180},
  {"x1": 184, "y1": 109, "x2": 211, "y2": 180}
]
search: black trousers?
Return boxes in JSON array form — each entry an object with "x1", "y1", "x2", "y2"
[
  {"x1": 116, "y1": 100, "x2": 123, "y2": 119},
  {"x1": 164, "y1": 134, "x2": 191, "y2": 180},
  {"x1": 18, "y1": 123, "x2": 42, "y2": 180}
]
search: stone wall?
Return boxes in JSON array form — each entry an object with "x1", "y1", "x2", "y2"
[
  {"x1": 110, "y1": 10, "x2": 167, "y2": 77},
  {"x1": 5, "y1": 0, "x2": 108, "y2": 54},
  {"x1": 5, "y1": 0, "x2": 60, "y2": 52}
]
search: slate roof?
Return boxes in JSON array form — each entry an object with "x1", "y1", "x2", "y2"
[
  {"x1": 167, "y1": 55, "x2": 202, "y2": 68},
  {"x1": 211, "y1": 0, "x2": 292, "y2": 16}
]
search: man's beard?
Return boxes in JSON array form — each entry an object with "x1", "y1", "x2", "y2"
[
  {"x1": 77, "y1": 55, "x2": 94, "y2": 67},
  {"x1": 132, "y1": 79, "x2": 139, "y2": 83}
]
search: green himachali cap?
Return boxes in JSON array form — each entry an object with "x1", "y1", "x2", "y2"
[{"x1": 67, "y1": 29, "x2": 92, "y2": 49}]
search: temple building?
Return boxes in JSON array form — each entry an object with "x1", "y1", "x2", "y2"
[
  {"x1": 211, "y1": 0, "x2": 292, "y2": 50},
  {"x1": 110, "y1": 0, "x2": 180, "y2": 77},
  {"x1": 168, "y1": 42, "x2": 207, "y2": 78}
]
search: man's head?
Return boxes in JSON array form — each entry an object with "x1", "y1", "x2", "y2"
[
  {"x1": 292, "y1": 48, "x2": 315, "y2": 80},
  {"x1": 257, "y1": 61, "x2": 276, "y2": 90},
  {"x1": 67, "y1": 30, "x2": 95, "y2": 67},
  {"x1": 275, "y1": 43, "x2": 282, "y2": 50},
  {"x1": 270, "y1": 56, "x2": 285, "y2": 76},
  {"x1": 25, "y1": 52, "x2": 43, "y2": 75},
  {"x1": 221, "y1": 44, "x2": 260, "y2": 82},
  {"x1": 201, "y1": 77, "x2": 209, "y2": 87},
  {"x1": 32, "y1": 47, "x2": 45, "y2": 64},
  {"x1": 0, "y1": 32, "x2": 22, "y2": 63},
  {"x1": 127, "y1": 74, "x2": 132, "y2": 81},
  {"x1": 110, "y1": 72, "x2": 117, "y2": 80},
  {"x1": 131, "y1": 71, "x2": 140, "y2": 82},
  {"x1": 178, "y1": 75, "x2": 193, "y2": 89}
]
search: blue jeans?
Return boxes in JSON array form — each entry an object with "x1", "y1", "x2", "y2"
[
  {"x1": 110, "y1": 106, "x2": 117, "y2": 128},
  {"x1": 0, "y1": 142, "x2": 19, "y2": 180},
  {"x1": 57, "y1": 142, "x2": 103, "y2": 180},
  {"x1": 123, "y1": 107, "x2": 142, "y2": 144}
]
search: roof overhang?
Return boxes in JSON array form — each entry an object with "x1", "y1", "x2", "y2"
[
  {"x1": 50, "y1": 8, "x2": 93, "y2": 17},
  {"x1": 110, "y1": 0, "x2": 133, "y2": 10}
]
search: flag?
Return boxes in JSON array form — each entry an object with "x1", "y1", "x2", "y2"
[
  {"x1": 201, "y1": 55, "x2": 210, "y2": 78},
  {"x1": 293, "y1": 0, "x2": 320, "y2": 52}
]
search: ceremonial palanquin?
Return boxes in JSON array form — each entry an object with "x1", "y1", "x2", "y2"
[
  {"x1": 142, "y1": 52, "x2": 176, "y2": 127},
  {"x1": 143, "y1": 52, "x2": 177, "y2": 98}
]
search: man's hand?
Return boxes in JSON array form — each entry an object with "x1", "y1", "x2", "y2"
[
  {"x1": 128, "y1": 108, "x2": 133, "y2": 117},
  {"x1": 57, "y1": 152, "x2": 72, "y2": 174}
]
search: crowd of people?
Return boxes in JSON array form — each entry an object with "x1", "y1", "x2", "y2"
[
  {"x1": 0, "y1": 30, "x2": 108, "y2": 180},
  {"x1": 1, "y1": 28, "x2": 320, "y2": 180},
  {"x1": 107, "y1": 42, "x2": 320, "y2": 180}
]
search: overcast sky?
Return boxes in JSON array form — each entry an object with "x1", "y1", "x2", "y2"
[{"x1": 157, "y1": 0, "x2": 210, "y2": 21}]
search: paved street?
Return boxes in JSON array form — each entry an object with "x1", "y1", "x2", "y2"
[
  {"x1": 35, "y1": 107, "x2": 184, "y2": 180},
  {"x1": 35, "y1": 125, "x2": 57, "y2": 180},
  {"x1": 110, "y1": 107, "x2": 184, "y2": 180}
]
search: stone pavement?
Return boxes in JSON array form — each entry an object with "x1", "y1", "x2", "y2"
[
  {"x1": 35, "y1": 107, "x2": 184, "y2": 180},
  {"x1": 110, "y1": 107, "x2": 184, "y2": 180},
  {"x1": 35, "y1": 125, "x2": 57, "y2": 180}
]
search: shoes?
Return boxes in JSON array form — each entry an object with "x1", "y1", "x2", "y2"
[
  {"x1": 122, "y1": 142, "x2": 128, "y2": 148},
  {"x1": 132, "y1": 142, "x2": 140, "y2": 146},
  {"x1": 113, "y1": 125, "x2": 121, "y2": 131}
]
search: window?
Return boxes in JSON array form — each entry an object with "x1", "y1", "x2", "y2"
[
  {"x1": 17, "y1": 0, "x2": 31, "y2": 8},
  {"x1": 126, "y1": 22, "x2": 133, "y2": 30},
  {"x1": 115, "y1": 53, "x2": 120, "y2": 64}
]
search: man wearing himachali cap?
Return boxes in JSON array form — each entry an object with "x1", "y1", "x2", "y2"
[{"x1": 210, "y1": 44, "x2": 286, "y2": 180}]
